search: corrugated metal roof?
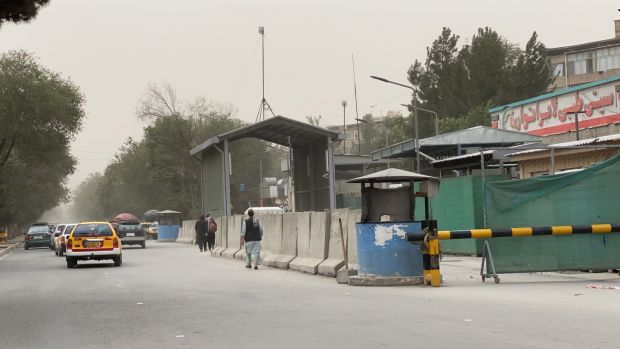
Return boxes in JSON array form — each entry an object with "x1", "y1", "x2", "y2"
[
  {"x1": 190, "y1": 116, "x2": 341, "y2": 156},
  {"x1": 507, "y1": 133, "x2": 620, "y2": 157},
  {"x1": 489, "y1": 75, "x2": 620, "y2": 113},
  {"x1": 431, "y1": 150, "x2": 494, "y2": 164},
  {"x1": 347, "y1": 168, "x2": 438, "y2": 183}
]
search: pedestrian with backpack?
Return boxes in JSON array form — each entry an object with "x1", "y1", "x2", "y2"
[
  {"x1": 206, "y1": 213, "x2": 217, "y2": 254},
  {"x1": 194, "y1": 214, "x2": 208, "y2": 252}
]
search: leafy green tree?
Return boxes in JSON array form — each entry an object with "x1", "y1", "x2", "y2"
[
  {"x1": 0, "y1": 50, "x2": 85, "y2": 226},
  {"x1": 406, "y1": 27, "x2": 552, "y2": 132},
  {"x1": 0, "y1": 0, "x2": 50, "y2": 28}
]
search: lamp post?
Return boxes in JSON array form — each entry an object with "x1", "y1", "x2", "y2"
[
  {"x1": 342, "y1": 100, "x2": 348, "y2": 154},
  {"x1": 370, "y1": 75, "x2": 420, "y2": 172},
  {"x1": 400, "y1": 104, "x2": 439, "y2": 136}
]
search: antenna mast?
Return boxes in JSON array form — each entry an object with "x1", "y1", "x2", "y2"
[
  {"x1": 352, "y1": 54, "x2": 361, "y2": 154},
  {"x1": 256, "y1": 26, "x2": 276, "y2": 122}
]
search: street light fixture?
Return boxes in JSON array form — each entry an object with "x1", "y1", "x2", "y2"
[{"x1": 370, "y1": 75, "x2": 421, "y2": 172}]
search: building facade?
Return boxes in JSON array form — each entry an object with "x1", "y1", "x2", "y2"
[{"x1": 549, "y1": 20, "x2": 620, "y2": 89}]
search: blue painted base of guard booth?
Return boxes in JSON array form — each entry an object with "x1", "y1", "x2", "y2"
[
  {"x1": 157, "y1": 225, "x2": 179, "y2": 242},
  {"x1": 355, "y1": 222, "x2": 424, "y2": 282}
]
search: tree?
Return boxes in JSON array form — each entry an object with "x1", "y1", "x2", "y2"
[
  {"x1": 406, "y1": 27, "x2": 552, "y2": 132},
  {"x1": 0, "y1": 50, "x2": 85, "y2": 226},
  {"x1": 0, "y1": 0, "x2": 50, "y2": 28},
  {"x1": 305, "y1": 115, "x2": 321, "y2": 126},
  {"x1": 71, "y1": 173, "x2": 106, "y2": 220}
]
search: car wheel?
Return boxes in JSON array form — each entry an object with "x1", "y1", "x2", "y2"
[
  {"x1": 58, "y1": 249, "x2": 63, "y2": 257},
  {"x1": 141, "y1": 242, "x2": 146, "y2": 249},
  {"x1": 113, "y1": 255, "x2": 122, "y2": 267},
  {"x1": 24, "y1": 246, "x2": 29, "y2": 250},
  {"x1": 66, "y1": 257, "x2": 76, "y2": 269}
]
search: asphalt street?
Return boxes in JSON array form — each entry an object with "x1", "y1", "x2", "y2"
[{"x1": 1, "y1": 241, "x2": 620, "y2": 349}]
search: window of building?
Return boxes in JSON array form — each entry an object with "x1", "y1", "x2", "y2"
[
  {"x1": 595, "y1": 46, "x2": 620, "y2": 71},
  {"x1": 567, "y1": 51, "x2": 594, "y2": 75},
  {"x1": 553, "y1": 63, "x2": 565, "y2": 77}
]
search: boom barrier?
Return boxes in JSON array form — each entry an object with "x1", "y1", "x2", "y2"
[
  {"x1": 406, "y1": 224, "x2": 620, "y2": 242},
  {"x1": 407, "y1": 223, "x2": 620, "y2": 286}
]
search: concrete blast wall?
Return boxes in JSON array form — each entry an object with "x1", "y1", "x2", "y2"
[
  {"x1": 289, "y1": 211, "x2": 329, "y2": 275},
  {"x1": 213, "y1": 216, "x2": 227, "y2": 256},
  {"x1": 178, "y1": 220, "x2": 197, "y2": 244},
  {"x1": 221, "y1": 215, "x2": 242, "y2": 258},
  {"x1": 180, "y1": 210, "x2": 361, "y2": 278},
  {"x1": 318, "y1": 209, "x2": 349, "y2": 276},
  {"x1": 254, "y1": 214, "x2": 283, "y2": 264},
  {"x1": 261, "y1": 212, "x2": 299, "y2": 269}
]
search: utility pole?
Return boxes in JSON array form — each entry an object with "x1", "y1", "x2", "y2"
[
  {"x1": 255, "y1": 26, "x2": 276, "y2": 122},
  {"x1": 571, "y1": 111, "x2": 586, "y2": 141},
  {"x1": 342, "y1": 100, "x2": 348, "y2": 154}
]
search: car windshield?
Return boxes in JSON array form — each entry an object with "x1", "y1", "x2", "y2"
[
  {"x1": 28, "y1": 226, "x2": 49, "y2": 233},
  {"x1": 72, "y1": 223, "x2": 113, "y2": 237},
  {"x1": 63, "y1": 225, "x2": 76, "y2": 234}
]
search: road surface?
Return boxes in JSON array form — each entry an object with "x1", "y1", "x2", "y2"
[{"x1": 1, "y1": 242, "x2": 619, "y2": 348}]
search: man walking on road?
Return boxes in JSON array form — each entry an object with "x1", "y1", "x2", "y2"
[
  {"x1": 241, "y1": 209, "x2": 263, "y2": 269},
  {"x1": 205, "y1": 213, "x2": 217, "y2": 254},
  {"x1": 195, "y1": 214, "x2": 208, "y2": 252}
]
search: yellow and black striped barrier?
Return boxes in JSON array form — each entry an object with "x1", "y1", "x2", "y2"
[{"x1": 407, "y1": 224, "x2": 620, "y2": 242}]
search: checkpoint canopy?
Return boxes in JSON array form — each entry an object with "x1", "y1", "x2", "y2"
[{"x1": 189, "y1": 116, "x2": 343, "y2": 217}]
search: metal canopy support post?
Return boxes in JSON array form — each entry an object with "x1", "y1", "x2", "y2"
[
  {"x1": 328, "y1": 138, "x2": 336, "y2": 210},
  {"x1": 223, "y1": 140, "x2": 232, "y2": 216},
  {"x1": 550, "y1": 148, "x2": 556, "y2": 175},
  {"x1": 288, "y1": 136, "x2": 295, "y2": 212},
  {"x1": 480, "y1": 240, "x2": 500, "y2": 284}
]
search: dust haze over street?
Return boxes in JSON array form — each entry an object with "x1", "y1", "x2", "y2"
[{"x1": 1, "y1": 243, "x2": 619, "y2": 349}]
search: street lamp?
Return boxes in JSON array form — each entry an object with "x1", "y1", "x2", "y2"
[
  {"x1": 400, "y1": 104, "x2": 439, "y2": 136},
  {"x1": 370, "y1": 75, "x2": 421, "y2": 172}
]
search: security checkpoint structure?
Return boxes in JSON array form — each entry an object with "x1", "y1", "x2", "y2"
[{"x1": 346, "y1": 168, "x2": 441, "y2": 286}]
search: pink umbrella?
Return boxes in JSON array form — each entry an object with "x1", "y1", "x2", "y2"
[{"x1": 113, "y1": 213, "x2": 138, "y2": 222}]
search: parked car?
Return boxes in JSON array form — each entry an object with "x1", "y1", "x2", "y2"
[
  {"x1": 116, "y1": 220, "x2": 146, "y2": 248},
  {"x1": 24, "y1": 224, "x2": 53, "y2": 250},
  {"x1": 55, "y1": 223, "x2": 76, "y2": 257},
  {"x1": 65, "y1": 222, "x2": 122, "y2": 268}
]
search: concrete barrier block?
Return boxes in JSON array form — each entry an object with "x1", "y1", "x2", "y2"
[
  {"x1": 289, "y1": 211, "x2": 328, "y2": 275},
  {"x1": 213, "y1": 216, "x2": 227, "y2": 256},
  {"x1": 318, "y1": 209, "x2": 348, "y2": 277},
  {"x1": 222, "y1": 215, "x2": 242, "y2": 258},
  {"x1": 260, "y1": 214, "x2": 284, "y2": 267},
  {"x1": 264, "y1": 212, "x2": 299, "y2": 269},
  {"x1": 177, "y1": 220, "x2": 197, "y2": 244},
  {"x1": 346, "y1": 209, "x2": 361, "y2": 270}
]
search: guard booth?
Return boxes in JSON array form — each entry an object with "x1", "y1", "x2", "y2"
[
  {"x1": 156, "y1": 210, "x2": 181, "y2": 242},
  {"x1": 347, "y1": 168, "x2": 440, "y2": 286}
]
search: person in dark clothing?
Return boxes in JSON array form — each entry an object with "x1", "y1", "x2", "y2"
[
  {"x1": 241, "y1": 209, "x2": 263, "y2": 269},
  {"x1": 205, "y1": 213, "x2": 216, "y2": 253},
  {"x1": 195, "y1": 214, "x2": 208, "y2": 252}
]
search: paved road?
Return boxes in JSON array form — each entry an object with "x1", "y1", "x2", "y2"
[{"x1": 1, "y1": 242, "x2": 620, "y2": 349}]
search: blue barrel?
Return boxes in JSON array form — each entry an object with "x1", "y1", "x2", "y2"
[
  {"x1": 356, "y1": 222, "x2": 423, "y2": 277},
  {"x1": 157, "y1": 224, "x2": 179, "y2": 242}
]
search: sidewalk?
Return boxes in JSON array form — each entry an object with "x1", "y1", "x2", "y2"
[{"x1": 0, "y1": 239, "x2": 22, "y2": 258}]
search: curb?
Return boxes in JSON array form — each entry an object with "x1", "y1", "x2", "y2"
[{"x1": 0, "y1": 241, "x2": 21, "y2": 258}]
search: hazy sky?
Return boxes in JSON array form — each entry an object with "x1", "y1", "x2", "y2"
[{"x1": 1, "y1": 0, "x2": 619, "y2": 189}]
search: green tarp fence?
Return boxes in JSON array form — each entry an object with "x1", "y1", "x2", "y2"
[{"x1": 484, "y1": 154, "x2": 620, "y2": 273}]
